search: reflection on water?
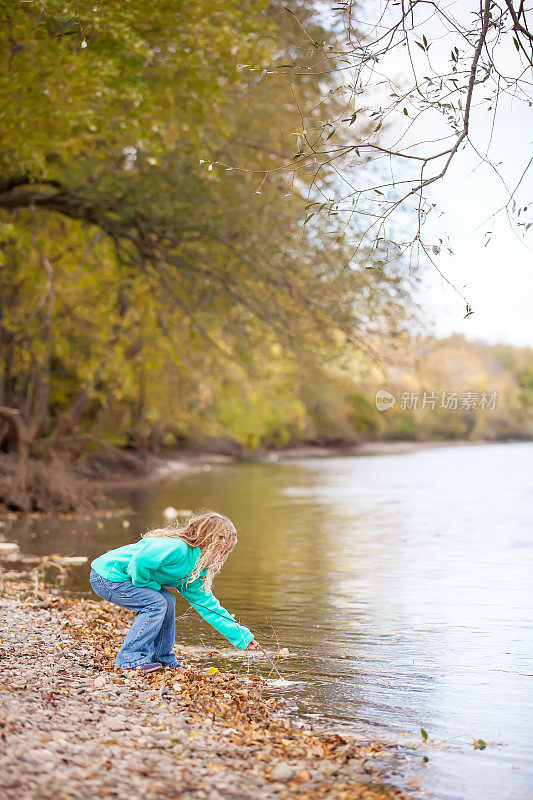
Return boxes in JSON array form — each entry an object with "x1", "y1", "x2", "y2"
[{"x1": 5, "y1": 442, "x2": 533, "y2": 799}]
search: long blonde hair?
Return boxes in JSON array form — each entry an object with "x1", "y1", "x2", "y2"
[{"x1": 142, "y1": 509, "x2": 237, "y2": 591}]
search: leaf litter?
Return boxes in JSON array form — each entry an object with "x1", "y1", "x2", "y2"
[{"x1": 0, "y1": 581, "x2": 415, "y2": 800}]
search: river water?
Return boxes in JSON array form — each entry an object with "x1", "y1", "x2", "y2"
[{"x1": 5, "y1": 442, "x2": 533, "y2": 799}]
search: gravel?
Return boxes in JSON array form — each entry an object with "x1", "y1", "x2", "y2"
[{"x1": 0, "y1": 587, "x2": 410, "y2": 800}]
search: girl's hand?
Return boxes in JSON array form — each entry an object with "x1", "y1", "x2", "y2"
[{"x1": 246, "y1": 639, "x2": 261, "y2": 651}]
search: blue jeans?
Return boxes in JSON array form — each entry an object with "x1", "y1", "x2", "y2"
[{"x1": 89, "y1": 568, "x2": 179, "y2": 669}]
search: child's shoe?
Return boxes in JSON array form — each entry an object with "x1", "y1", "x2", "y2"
[
  {"x1": 120, "y1": 662, "x2": 162, "y2": 673},
  {"x1": 161, "y1": 662, "x2": 187, "y2": 670}
]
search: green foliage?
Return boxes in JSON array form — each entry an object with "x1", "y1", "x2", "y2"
[
  {"x1": 395, "y1": 414, "x2": 420, "y2": 439},
  {"x1": 366, "y1": 335, "x2": 533, "y2": 443},
  {"x1": 1, "y1": 0, "x2": 267, "y2": 175},
  {"x1": 0, "y1": 2, "x2": 411, "y2": 454},
  {"x1": 518, "y1": 366, "x2": 533, "y2": 408}
]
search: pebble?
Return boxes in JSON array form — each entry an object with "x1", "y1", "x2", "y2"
[
  {"x1": 0, "y1": 591, "x2": 401, "y2": 800},
  {"x1": 318, "y1": 758, "x2": 338, "y2": 774},
  {"x1": 108, "y1": 718, "x2": 128, "y2": 731},
  {"x1": 269, "y1": 763, "x2": 295, "y2": 783}
]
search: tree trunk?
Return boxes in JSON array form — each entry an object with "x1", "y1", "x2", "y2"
[{"x1": 0, "y1": 407, "x2": 32, "y2": 509}]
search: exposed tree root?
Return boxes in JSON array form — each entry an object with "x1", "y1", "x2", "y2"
[{"x1": 0, "y1": 454, "x2": 98, "y2": 513}]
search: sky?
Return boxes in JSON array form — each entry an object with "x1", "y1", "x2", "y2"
[
  {"x1": 323, "y1": 0, "x2": 533, "y2": 348},
  {"x1": 419, "y1": 89, "x2": 533, "y2": 348}
]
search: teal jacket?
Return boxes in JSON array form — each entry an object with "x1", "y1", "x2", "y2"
[{"x1": 91, "y1": 537, "x2": 253, "y2": 650}]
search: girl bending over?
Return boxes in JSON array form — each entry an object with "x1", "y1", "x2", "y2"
[{"x1": 89, "y1": 510, "x2": 259, "y2": 672}]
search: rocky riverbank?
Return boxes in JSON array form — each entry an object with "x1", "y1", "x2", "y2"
[{"x1": 0, "y1": 583, "x2": 413, "y2": 800}]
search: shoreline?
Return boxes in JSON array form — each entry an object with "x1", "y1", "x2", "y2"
[
  {"x1": 91, "y1": 438, "x2": 503, "y2": 491},
  {"x1": 2, "y1": 437, "x2": 528, "y2": 514},
  {"x1": 0, "y1": 582, "x2": 413, "y2": 800},
  {"x1": 98, "y1": 437, "x2": 525, "y2": 492}
]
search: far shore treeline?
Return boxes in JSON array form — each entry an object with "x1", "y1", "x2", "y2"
[{"x1": 1, "y1": 2, "x2": 532, "y2": 511}]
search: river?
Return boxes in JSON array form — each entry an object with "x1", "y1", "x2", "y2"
[{"x1": 6, "y1": 441, "x2": 533, "y2": 799}]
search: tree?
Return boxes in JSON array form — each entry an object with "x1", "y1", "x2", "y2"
[
  {"x1": 244, "y1": 1, "x2": 533, "y2": 307},
  {"x1": 0, "y1": 0, "x2": 412, "y2": 501}
]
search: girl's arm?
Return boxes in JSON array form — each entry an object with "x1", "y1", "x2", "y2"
[{"x1": 178, "y1": 577, "x2": 254, "y2": 650}]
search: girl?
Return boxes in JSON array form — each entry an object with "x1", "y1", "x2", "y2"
[{"x1": 89, "y1": 510, "x2": 260, "y2": 672}]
